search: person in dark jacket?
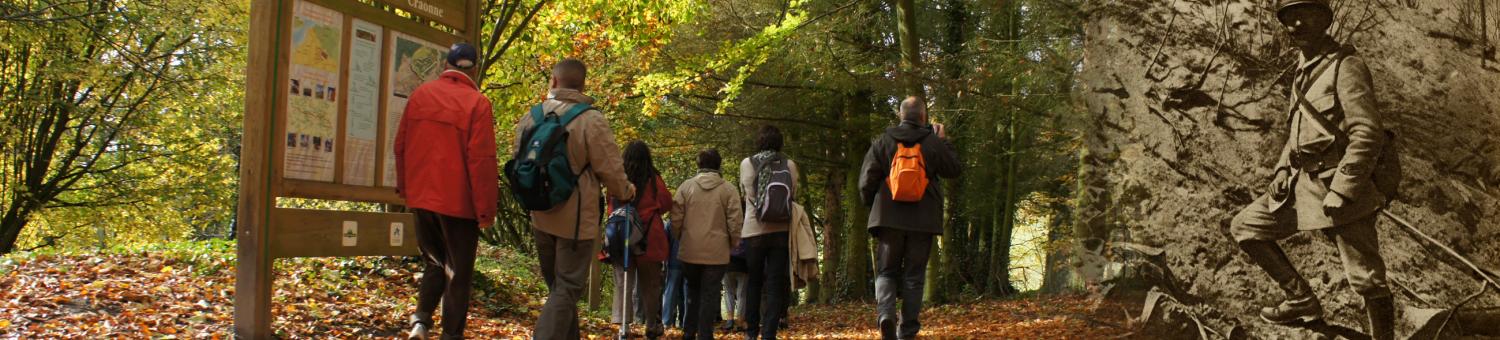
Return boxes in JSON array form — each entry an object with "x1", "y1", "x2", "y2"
[
  {"x1": 393, "y1": 43, "x2": 496, "y2": 340},
  {"x1": 858, "y1": 96, "x2": 961, "y2": 340}
]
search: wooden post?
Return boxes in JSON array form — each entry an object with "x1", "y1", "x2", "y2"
[{"x1": 235, "y1": 0, "x2": 284, "y2": 337}]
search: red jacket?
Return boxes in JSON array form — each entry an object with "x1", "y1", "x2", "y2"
[
  {"x1": 608, "y1": 175, "x2": 673, "y2": 262},
  {"x1": 394, "y1": 70, "x2": 498, "y2": 225}
]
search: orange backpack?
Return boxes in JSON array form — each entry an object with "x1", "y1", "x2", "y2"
[{"x1": 887, "y1": 142, "x2": 928, "y2": 202}]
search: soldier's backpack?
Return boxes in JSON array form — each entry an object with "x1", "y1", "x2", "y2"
[
  {"x1": 504, "y1": 103, "x2": 592, "y2": 211},
  {"x1": 887, "y1": 139, "x2": 929, "y2": 202},
  {"x1": 750, "y1": 151, "x2": 795, "y2": 223},
  {"x1": 1293, "y1": 52, "x2": 1403, "y2": 204}
]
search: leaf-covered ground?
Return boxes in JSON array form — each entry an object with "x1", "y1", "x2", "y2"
[{"x1": 0, "y1": 241, "x2": 1134, "y2": 339}]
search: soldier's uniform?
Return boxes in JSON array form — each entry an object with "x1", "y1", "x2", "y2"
[
  {"x1": 1230, "y1": 45, "x2": 1392, "y2": 298},
  {"x1": 1229, "y1": 2, "x2": 1396, "y2": 338}
]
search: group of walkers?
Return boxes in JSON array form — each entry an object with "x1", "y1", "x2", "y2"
[{"x1": 392, "y1": 44, "x2": 959, "y2": 340}]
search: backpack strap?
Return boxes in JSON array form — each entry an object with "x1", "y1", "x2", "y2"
[
  {"x1": 558, "y1": 103, "x2": 592, "y2": 126},
  {"x1": 516, "y1": 104, "x2": 547, "y2": 155},
  {"x1": 561, "y1": 102, "x2": 592, "y2": 243},
  {"x1": 1293, "y1": 52, "x2": 1349, "y2": 145},
  {"x1": 529, "y1": 103, "x2": 547, "y2": 124}
]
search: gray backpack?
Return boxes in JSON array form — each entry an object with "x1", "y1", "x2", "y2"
[{"x1": 751, "y1": 151, "x2": 794, "y2": 223}]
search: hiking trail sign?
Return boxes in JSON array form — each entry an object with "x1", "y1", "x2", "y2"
[{"x1": 237, "y1": 0, "x2": 479, "y2": 337}]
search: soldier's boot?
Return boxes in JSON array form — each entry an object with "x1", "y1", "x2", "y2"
[
  {"x1": 1238, "y1": 240, "x2": 1323, "y2": 324},
  {"x1": 1260, "y1": 295, "x2": 1323, "y2": 325},
  {"x1": 1365, "y1": 296, "x2": 1396, "y2": 340}
]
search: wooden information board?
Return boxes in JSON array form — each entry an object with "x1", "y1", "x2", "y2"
[{"x1": 237, "y1": 0, "x2": 480, "y2": 337}]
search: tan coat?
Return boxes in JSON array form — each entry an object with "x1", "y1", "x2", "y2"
[
  {"x1": 739, "y1": 157, "x2": 799, "y2": 238},
  {"x1": 512, "y1": 89, "x2": 635, "y2": 240},
  {"x1": 789, "y1": 203, "x2": 819, "y2": 289},
  {"x1": 1272, "y1": 46, "x2": 1388, "y2": 230},
  {"x1": 670, "y1": 171, "x2": 744, "y2": 265}
]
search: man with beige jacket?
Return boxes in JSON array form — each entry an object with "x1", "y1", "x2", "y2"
[
  {"x1": 671, "y1": 149, "x2": 744, "y2": 340},
  {"x1": 515, "y1": 59, "x2": 636, "y2": 340}
]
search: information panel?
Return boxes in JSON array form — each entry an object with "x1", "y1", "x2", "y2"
[
  {"x1": 342, "y1": 19, "x2": 382, "y2": 186},
  {"x1": 283, "y1": 1, "x2": 343, "y2": 182},
  {"x1": 381, "y1": 33, "x2": 448, "y2": 188}
]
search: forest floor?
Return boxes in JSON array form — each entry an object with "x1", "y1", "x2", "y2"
[{"x1": 0, "y1": 241, "x2": 1134, "y2": 339}]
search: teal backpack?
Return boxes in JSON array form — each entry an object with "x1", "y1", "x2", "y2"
[{"x1": 504, "y1": 103, "x2": 592, "y2": 213}]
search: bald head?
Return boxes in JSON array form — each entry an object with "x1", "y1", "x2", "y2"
[
  {"x1": 899, "y1": 96, "x2": 926, "y2": 124},
  {"x1": 551, "y1": 58, "x2": 587, "y2": 90}
]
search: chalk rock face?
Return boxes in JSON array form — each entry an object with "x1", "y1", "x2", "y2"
[{"x1": 1077, "y1": 0, "x2": 1500, "y2": 337}]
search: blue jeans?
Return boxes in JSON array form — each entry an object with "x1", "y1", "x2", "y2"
[{"x1": 661, "y1": 263, "x2": 687, "y2": 328}]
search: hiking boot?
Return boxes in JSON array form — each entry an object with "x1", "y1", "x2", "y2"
[
  {"x1": 1259, "y1": 295, "x2": 1323, "y2": 324},
  {"x1": 645, "y1": 326, "x2": 663, "y2": 340},
  {"x1": 1366, "y1": 296, "x2": 1395, "y2": 340},
  {"x1": 406, "y1": 323, "x2": 430, "y2": 340},
  {"x1": 878, "y1": 318, "x2": 898, "y2": 340}
]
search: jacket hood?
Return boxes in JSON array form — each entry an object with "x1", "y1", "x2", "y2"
[
  {"x1": 548, "y1": 88, "x2": 597, "y2": 105},
  {"x1": 886, "y1": 122, "x2": 933, "y2": 144},
  {"x1": 692, "y1": 171, "x2": 726, "y2": 190}
]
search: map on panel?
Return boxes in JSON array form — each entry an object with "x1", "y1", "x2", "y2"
[
  {"x1": 381, "y1": 33, "x2": 447, "y2": 187},
  {"x1": 284, "y1": 0, "x2": 343, "y2": 182}
]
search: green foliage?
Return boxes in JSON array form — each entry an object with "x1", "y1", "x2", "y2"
[
  {"x1": 1, "y1": 0, "x2": 1096, "y2": 304},
  {"x1": 1, "y1": 0, "x2": 248, "y2": 252}
]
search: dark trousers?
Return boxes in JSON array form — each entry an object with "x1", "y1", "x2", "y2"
[
  {"x1": 532, "y1": 229, "x2": 594, "y2": 340},
  {"x1": 682, "y1": 263, "x2": 726, "y2": 340},
  {"x1": 411, "y1": 209, "x2": 480, "y2": 339},
  {"x1": 875, "y1": 228, "x2": 934, "y2": 340},
  {"x1": 743, "y1": 232, "x2": 790, "y2": 340}
]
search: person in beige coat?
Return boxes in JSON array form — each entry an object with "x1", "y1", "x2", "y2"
[
  {"x1": 788, "y1": 202, "x2": 818, "y2": 291},
  {"x1": 517, "y1": 59, "x2": 636, "y2": 340},
  {"x1": 738, "y1": 125, "x2": 799, "y2": 340},
  {"x1": 671, "y1": 149, "x2": 743, "y2": 340}
]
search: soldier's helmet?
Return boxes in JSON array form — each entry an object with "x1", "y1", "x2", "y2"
[{"x1": 1276, "y1": 0, "x2": 1333, "y2": 24}]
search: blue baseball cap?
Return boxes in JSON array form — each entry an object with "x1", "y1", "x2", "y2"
[{"x1": 447, "y1": 42, "x2": 478, "y2": 69}]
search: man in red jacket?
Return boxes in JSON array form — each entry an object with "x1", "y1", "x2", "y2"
[{"x1": 393, "y1": 42, "x2": 497, "y2": 340}]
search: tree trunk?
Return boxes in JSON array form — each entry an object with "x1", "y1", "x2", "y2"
[
  {"x1": 0, "y1": 206, "x2": 35, "y2": 254},
  {"x1": 1040, "y1": 201, "x2": 1075, "y2": 293},
  {"x1": 925, "y1": 0, "x2": 968, "y2": 305},
  {"x1": 894, "y1": 0, "x2": 925, "y2": 98},
  {"x1": 844, "y1": 162, "x2": 872, "y2": 301},
  {"x1": 988, "y1": 107, "x2": 1021, "y2": 296},
  {"x1": 814, "y1": 171, "x2": 843, "y2": 303},
  {"x1": 842, "y1": 89, "x2": 875, "y2": 302},
  {"x1": 815, "y1": 94, "x2": 853, "y2": 304}
]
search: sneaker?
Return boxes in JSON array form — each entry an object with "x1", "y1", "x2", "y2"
[
  {"x1": 407, "y1": 323, "x2": 430, "y2": 340},
  {"x1": 1259, "y1": 296, "x2": 1323, "y2": 325}
]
